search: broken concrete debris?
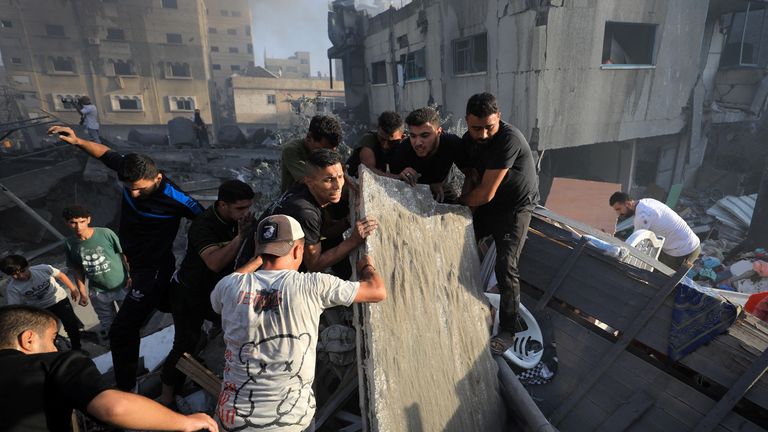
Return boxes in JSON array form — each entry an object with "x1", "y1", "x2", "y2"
[{"x1": 356, "y1": 167, "x2": 505, "y2": 432}]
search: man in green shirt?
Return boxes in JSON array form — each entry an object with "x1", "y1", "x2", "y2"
[
  {"x1": 62, "y1": 205, "x2": 130, "y2": 337},
  {"x1": 280, "y1": 115, "x2": 343, "y2": 192}
]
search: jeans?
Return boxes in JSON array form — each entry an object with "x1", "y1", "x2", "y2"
[
  {"x1": 86, "y1": 128, "x2": 101, "y2": 143},
  {"x1": 474, "y1": 207, "x2": 533, "y2": 333},
  {"x1": 160, "y1": 278, "x2": 220, "y2": 392},
  {"x1": 109, "y1": 266, "x2": 173, "y2": 391},
  {"x1": 90, "y1": 287, "x2": 128, "y2": 335},
  {"x1": 47, "y1": 299, "x2": 82, "y2": 350}
]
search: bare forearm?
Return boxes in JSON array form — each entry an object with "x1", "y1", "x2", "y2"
[
  {"x1": 56, "y1": 273, "x2": 77, "y2": 293},
  {"x1": 87, "y1": 390, "x2": 207, "y2": 430},
  {"x1": 459, "y1": 188, "x2": 492, "y2": 207},
  {"x1": 306, "y1": 238, "x2": 358, "y2": 272},
  {"x1": 202, "y1": 237, "x2": 244, "y2": 272},
  {"x1": 73, "y1": 269, "x2": 88, "y2": 295},
  {"x1": 72, "y1": 136, "x2": 111, "y2": 158}
]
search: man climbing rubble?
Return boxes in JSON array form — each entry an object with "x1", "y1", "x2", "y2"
[
  {"x1": 346, "y1": 110, "x2": 404, "y2": 178},
  {"x1": 236, "y1": 149, "x2": 378, "y2": 273},
  {"x1": 609, "y1": 192, "x2": 701, "y2": 270},
  {"x1": 458, "y1": 92, "x2": 540, "y2": 356},
  {"x1": 280, "y1": 114, "x2": 343, "y2": 192},
  {"x1": 48, "y1": 125, "x2": 204, "y2": 392},
  {"x1": 211, "y1": 214, "x2": 386, "y2": 431}
]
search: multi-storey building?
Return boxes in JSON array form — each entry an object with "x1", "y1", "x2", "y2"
[{"x1": 265, "y1": 51, "x2": 311, "y2": 79}]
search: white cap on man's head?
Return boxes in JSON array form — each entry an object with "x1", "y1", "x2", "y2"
[{"x1": 255, "y1": 215, "x2": 305, "y2": 257}]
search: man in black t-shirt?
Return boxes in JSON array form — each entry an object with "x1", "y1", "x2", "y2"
[
  {"x1": 346, "y1": 111, "x2": 404, "y2": 178},
  {"x1": 0, "y1": 305, "x2": 217, "y2": 431},
  {"x1": 49, "y1": 126, "x2": 204, "y2": 391},
  {"x1": 458, "y1": 93, "x2": 539, "y2": 356},
  {"x1": 388, "y1": 107, "x2": 467, "y2": 202},
  {"x1": 159, "y1": 180, "x2": 254, "y2": 405},
  {"x1": 236, "y1": 149, "x2": 378, "y2": 274}
]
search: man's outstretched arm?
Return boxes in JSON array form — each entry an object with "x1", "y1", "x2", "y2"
[
  {"x1": 48, "y1": 125, "x2": 110, "y2": 159},
  {"x1": 86, "y1": 389, "x2": 218, "y2": 431}
]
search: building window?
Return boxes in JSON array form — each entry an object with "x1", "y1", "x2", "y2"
[
  {"x1": 721, "y1": 3, "x2": 768, "y2": 67},
  {"x1": 229, "y1": 47, "x2": 239, "y2": 53},
  {"x1": 166, "y1": 33, "x2": 182, "y2": 44},
  {"x1": 453, "y1": 33, "x2": 487, "y2": 75},
  {"x1": 1, "y1": 20, "x2": 12, "y2": 28},
  {"x1": 53, "y1": 93, "x2": 84, "y2": 111},
  {"x1": 231, "y1": 10, "x2": 242, "y2": 17},
  {"x1": 247, "y1": 43, "x2": 253, "y2": 54},
  {"x1": 166, "y1": 62, "x2": 191, "y2": 78},
  {"x1": 162, "y1": 0, "x2": 178, "y2": 9},
  {"x1": 169, "y1": 96, "x2": 196, "y2": 111},
  {"x1": 404, "y1": 49, "x2": 426, "y2": 81},
  {"x1": 245, "y1": 25, "x2": 251, "y2": 36},
  {"x1": 220, "y1": 9, "x2": 229, "y2": 16},
  {"x1": 11, "y1": 57, "x2": 22, "y2": 65},
  {"x1": 45, "y1": 24, "x2": 66, "y2": 37},
  {"x1": 371, "y1": 60, "x2": 387, "y2": 84},
  {"x1": 601, "y1": 22, "x2": 657, "y2": 66},
  {"x1": 111, "y1": 95, "x2": 143, "y2": 111},
  {"x1": 51, "y1": 56, "x2": 75, "y2": 73},
  {"x1": 208, "y1": 27, "x2": 217, "y2": 34},
  {"x1": 267, "y1": 94, "x2": 276, "y2": 104},
  {"x1": 113, "y1": 60, "x2": 135, "y2": 76},
  {"x1": 212, "y1": 64, "x2": 221, "y2": 70},
  {"x1": 227, "y1": 28, "x2": 237, "y2": 35},
  {"x1": 300, "y1": 59, "x2": 309, "y2": 65},
  {"x1": 106, "y1": 28, "x2": 125, "y2": 41},
  {"x1": 230, "y1": 64, "x2": 241, "y2": 71},
  {"x1": 211, "y1": 46, "x2": 220, "y2": 52}
]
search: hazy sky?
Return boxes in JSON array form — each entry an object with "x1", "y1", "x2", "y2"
[{"x1": 250, "y1": 0, "x2": 333, "y2": 76}]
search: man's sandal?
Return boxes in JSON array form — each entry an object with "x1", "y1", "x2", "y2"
[{"x1": 490, "y1": 330, "x2": 515, "y2": 356}]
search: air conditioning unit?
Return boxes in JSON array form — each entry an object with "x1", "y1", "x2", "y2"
[{"x1": 88, "y1": 37, "x2": 100, "y2": 45}]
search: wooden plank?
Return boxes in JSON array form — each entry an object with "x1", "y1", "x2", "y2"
[
  {"x1": 549, "y1": 266, "x2": 689, "y2": 425},
  {"x1": 595, "y1": 391, "x2": 655, "y2": 432},
  {"x1": 175, "y1": 352, "x2": 221, "y2": 396},
  {"x1": 695, "y1": 347, "x2": 768, "y2": 432},
  {"x1": 534, "y1": 236, "x2": 589, "y2": 312}
]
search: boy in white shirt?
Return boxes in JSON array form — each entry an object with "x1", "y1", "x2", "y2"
[{"x1": 1, "y1": 254, "x2": 87, "y2": 350}]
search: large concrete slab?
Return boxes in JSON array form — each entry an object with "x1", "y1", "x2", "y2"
[{"x1": 354, "y1": 167, "x2": 505, "y2": 432}]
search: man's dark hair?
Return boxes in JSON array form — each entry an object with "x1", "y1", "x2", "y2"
[
  {"x1": 62, "y1": 205, "x2": 91, "y2": 221},
  {"x1": 307, "y1": 148, "x2": 342, "y2": 171},
  {"x1": 0, "y1": 305, "x2": 58, "y2": 349},
  {"x1": 118, "y1": 153, "x2": 159, "y2": 183},
  {"x1": 466, "y1": 92, "x2": 500, "y2": 118},
  {"x1": 405, "y1": 107, "x2": 440, "y2": 128},
  {"x1": 609, "y1": 191, "x2": 631, "y2": 206},
  {"x1": 308, "y1": 115, "x2": 342, "y2": 148},
  {"x1": 0, "y1": 254, "x2": 28, "y2": 276},
  {"x1": 218, "y1": 180, "x2": 255, "y2": 204},
  {"x1": 377, "y1": 111, "x2": 404, "y2": 135}
]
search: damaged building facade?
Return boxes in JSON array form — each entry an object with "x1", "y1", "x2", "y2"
[{"x1": 329, "y1": 0, "x2": 768, "y2": 200}]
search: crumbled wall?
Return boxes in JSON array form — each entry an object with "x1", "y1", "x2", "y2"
[{"x1": 354, "y1": 167, "x2": 505, "y2": 432}]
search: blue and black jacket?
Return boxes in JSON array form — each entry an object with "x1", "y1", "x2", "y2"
[{"x1": 100, "y1": 151, "x2": 204, "y2": 271}]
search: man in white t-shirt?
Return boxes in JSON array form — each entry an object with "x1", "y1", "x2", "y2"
[
  {"x1": 76, "y1": 96, "x2": 101, "y2": 143},
  {"x1": 211, "y1": 214, "x2": 386, "y2": 431},
  {"x1": 610, "y1": 192, "x2": 701, "y2": 270}
]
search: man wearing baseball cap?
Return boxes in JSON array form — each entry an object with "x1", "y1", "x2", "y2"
[{"x1": 211, "y1": 214, "x2": 385, "y2": 431}]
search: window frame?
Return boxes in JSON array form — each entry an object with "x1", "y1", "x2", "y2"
[
  {"x1": 106, "y1": 28, "x2": 125, "y2": 41},
  {"x1": 166, "y1": 62, "x2": 191, "y2": 79},
  {"x1": 600, "y1": 21, "x2": 658, "y2": 69},
  {"x1": 165, "y1": 33, "x2": 183, "y2": 44},
  {"x1": 370, "y1": 60, "x2": 387, "y2": 85},
  {"x1": 720, "y1": 2, "x2": 768, "y2": 69},
  {"x1": 267, "y1": 94, "x2": 276, "y2": 105},
  {"x1": 161, "y1": 0, "x2": 178, "y2": 9},
  {"x1": 452, "y1": 33, "x2": 488, "y2": 76},
  {"x1": 45, "y1": 24, "x2": 66, "y2": 37},
  {"x1": 404, "y1": 48, "x2": 426, "y2": 82}
]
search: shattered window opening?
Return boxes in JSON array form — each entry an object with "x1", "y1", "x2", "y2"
[
  {"x1": 371, "y1": 60, "x2": 387, "y2": 85},
  {"x1": 45, "y1": 24, "x2": 66, "y2": 37},
  {"x1": 113, "y1": 60, "x2": 135, "y2": 76},
  {"x1": 106, "y1": 28, "x2": 125, "y2": 41},
  {"x1": 229, "y1": 47, "x2": 239, "y2": 53},
  {"x1": 211, "y1": 46, "x2": 219, "y2": 52},
  {"x1": 601, "y1": 22, "x2": 656, "y2": 67},
  {"x1": 212, "y1": 64, "x2": 221, "y2": 70},
  {"x1": 453, "y1": 33, "x2": 487, "y2": 75},
  {"x1": 166, "y1": 33, "x2": 183, "y2": 44},
  {"x1": 1, "y1": 20, "x2": 13, "y2": 28},
  {"x1": 161, "y1": 0, "x2": 178, "y2": 9},
  {"x1": 51, "y1": 57, "x2": 75, "y2": 73},
  {"x1": 404, "y1": 48, "x2": 426, "y2": 81},
  {"x1": 721, "y1": 2, "x2": 768, "y2": 68},
  {"x1": 230, "y1": 64, "x2": 241, "y2": 72},
  {"x1": 114, "y1": 96, "x2": 142, "y2": 111},
  {"x1": 167, "y1": 62, "x2": 191, "y2": 78}
]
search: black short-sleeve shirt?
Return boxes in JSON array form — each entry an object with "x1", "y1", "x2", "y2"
[
  {"x1": 346, "y1": 131, "x2": 395, "y2": 177},
  {"x1": 234, "y1": 184, "x2": 323, "y2": 269},
  {"x1": 462, "y1": 122, "x2": 539, "y2": 214},
  {"x1": 388, "y1": 132, "x2": 467, "y2": 184},
  {"x1": 177, "y1": 206, "x2": 237, "y2": 297},
  {"x1": 99, "y1": 150, "x2": 204, "y2": 270},
  {"x1": 0, "y1": 349, "x2": 109, "y2": 432}
]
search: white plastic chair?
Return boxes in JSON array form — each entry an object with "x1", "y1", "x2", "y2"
[
  {"x1": 485, "y1": 292, "x2": 544, "y2": 370},
  {"x1": 624, "y1": 229, "x2": 665, "y2": 271}
]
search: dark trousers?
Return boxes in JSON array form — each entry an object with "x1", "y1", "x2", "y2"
[
  {"x1": 474, "y1": 207, "x2": 532, "y2": 334},
  {"x1": 109, "y1": 267, "x2": 173, "y2": 391},
  {"x1": 47, "y1": 299, "x2": 81, "y2": 350},
  {"x1": 161, "y1": 279, "x2": 220, "y2": 392}
]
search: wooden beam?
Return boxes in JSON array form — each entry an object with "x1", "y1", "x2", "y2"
[
  {"x1": 595, "y1": 391, "x2": 655, "y2": 432},
  {"x1": 175, "y1": 353, "x2": 221, "y2": 396},
  {"x1": 694, "y1": 346, "x2": 768, "y2": 432},
  {"x1": 534, "y1": 236, "x2": 588, "y2": 312},
  {"x1": 549, "y1": 266, "x2": 689, "y2": 425},
  {"x1": 0, "y1": 182, "x2": 65, "y2": 240}
]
